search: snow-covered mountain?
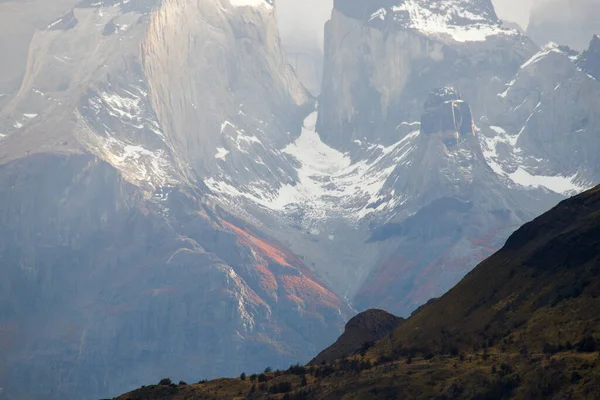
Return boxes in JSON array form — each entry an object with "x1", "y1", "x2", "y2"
[
  {"x1": 0, "y1": 1, "x2": 345, "y2": 399},
  {"x1": 1, "y1": 0, "x2": 599, "y2": 399},
  {"x1": 204, "y1": 0, "x2": 600, "y2": 312}
]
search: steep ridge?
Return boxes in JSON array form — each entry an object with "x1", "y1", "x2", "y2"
[
  {"x1": 116, "y1": 184, "x2": 600, "y2": 399},
  {"x1": 310, "y1": 309, "x2": 403, "y2": 365},
  {"x1": 579, "y1": 34, "x2": 600, "y2": 81},
  {"x1": 0, "y1": 1, "x2": 349, "y2": 399},
  {"x1": 480, "y1": 41, "x2": 600, "y2": 194},
  {"x1": 371, "y1": 185, "x2": 600, "y2": 357}
]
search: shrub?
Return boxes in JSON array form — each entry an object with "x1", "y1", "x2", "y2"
[
  {"x1": 258, "y1": 373, "x2": 267, "y2": 383},
  {"x1": 543, "y1": 343, "x2": 559, "y2": 354},
  {"x1": 250, "y1": 374, "x2": 257, "y2": 381},
  {"x1": 571, "y1": 372, "x2": 583, "y2": 383},
  {"x1": 577, "y1": 336, "x2": 597, "y2": 353},
  {"x1": 240, "y1": 372, "x2": 246, "y2": 381},
  {"x1": 376, "y1": 355, "x2": 395, "y2": 365},
  {"x1": 288, "y1": 363, "x2": 307, "y2": 375},
  {"x1": 301, "y1": 375, "x2": 307, "y2": 386},
  {"x1": 269, "y1": 381, "x2": 293, "y2": 394},
  {"x1": 178, "y1": 381, "x2": 188, "y2": 386},
  {"x1": 358, "y1": 341, "x2": 375, "y2": 355},
  {"x1": 264, "y1": 366, "x2": 273, "y2": 373},
  {"x1": 360, "y1": 360, "x2": 373, "y2": 370},
  {"x1": 159, "y1": 378, "x2": 172, "y2": 386}
]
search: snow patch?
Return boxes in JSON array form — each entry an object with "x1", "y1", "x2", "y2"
[
  {"x1": 390, "y1": 1, "x2": 516, "y2": 42},
  {"x1": 80, "y1": 120, "x2": 176, "y2": 189},
  {"x1": 521, "y1": 42, "x2": 564, "y2": 69},
  {"x1": 215, "y1": 147, "x2": 230, "y2": 160},
  {"x1": 508, "y1": 168, "x2": 587, "y2": 195},
  {"x1": 480, "y1": 123, "x2": 591, "y2": 196},
  {"x1": 229, "y1": 0, "x2": 272, "y2": 8},
  {"x1": 206, "y1": 112, "x2": 418, "y2": 222}
]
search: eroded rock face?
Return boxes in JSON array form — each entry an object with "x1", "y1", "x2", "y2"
[
  {"x1": 317, "y1": 3, "x2": 534, "y2": 150},
  {"x1": 420, "y1": 87, "x2": 474, "y2": 139}
]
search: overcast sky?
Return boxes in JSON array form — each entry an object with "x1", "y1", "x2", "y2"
[{"x1": 276, "y1": 0, "x2": 534, "y2": 48}]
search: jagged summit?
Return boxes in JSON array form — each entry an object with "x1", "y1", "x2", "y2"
[
  {"x1": 420, "y1": 87, "x2": 474, "y2": 138},
  {"x1": 579, "y1": 34, "x2": 600, "y2": 80},
  {"x1": 333, "y1": 0, "x2": 515, "y2": 42}
]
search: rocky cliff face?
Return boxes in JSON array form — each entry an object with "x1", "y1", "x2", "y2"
[
  {"x1": 0, "y1": 1, "x2": 348, "y2": 399},
  {"x1": 481, "y1": 41, "x2": 600, "y2": 192},
  {"x1": 317, "y1": 0, "x2": 535, "y2": 150},
  {"x1": 580, "y1": 35, "x2": 600, "y2": 80}
]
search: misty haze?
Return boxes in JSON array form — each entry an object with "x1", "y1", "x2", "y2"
[{"x1": 0, "y1": 0, "x2": 599, "y2": 399}]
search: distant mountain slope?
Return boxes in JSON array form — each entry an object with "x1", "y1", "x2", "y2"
[
  {"x1": 117, "y1": 184, "x2": 600, "y2": 399},
  {"x1": 0, "y1": 1, "x2": 348, "y2": 399}
]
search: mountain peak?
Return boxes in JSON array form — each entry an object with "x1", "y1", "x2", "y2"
[
  {"x1": 579, "y1": 34, "x2": 600, "y2": 80},
  {"x1": 333, "y1": 0, "x2": 515, "y2": 42},
  {"x1": 421, "y1": 87, "x2": 474, "y2": 139}
]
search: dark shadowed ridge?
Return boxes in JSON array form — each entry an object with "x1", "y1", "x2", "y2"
[
  {"x1": 372, "y1": 184, "x2": 600, "y2": 357},
  {"x1": 310, "y1": 309, "x2": 404, "y2": 365}
]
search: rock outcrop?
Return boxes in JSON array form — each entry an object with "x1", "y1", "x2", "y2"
[
  {"x1": 579, "y1": 35, "x2": 600, "y2": 80},
  {"x1": 420, "y1": 87, "x2": 474, "y2": 139},
  {"x1": 310, "y1": 309, "x2": 404, "y2": 365}
]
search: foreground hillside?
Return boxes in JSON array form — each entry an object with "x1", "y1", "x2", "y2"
[{"x1": 117, "y1": 185, "x2": 600, "y2": 399}]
